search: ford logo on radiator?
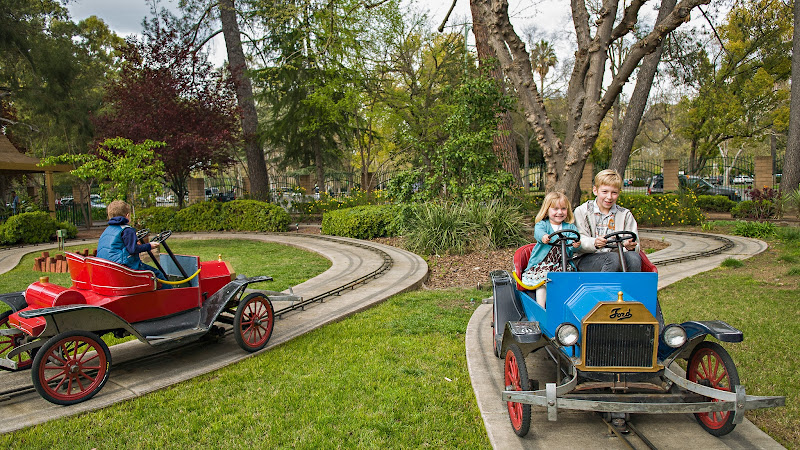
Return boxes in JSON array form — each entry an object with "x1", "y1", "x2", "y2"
[{"x1": 609, "y1": 307, "x2": 633, "y2": 320}]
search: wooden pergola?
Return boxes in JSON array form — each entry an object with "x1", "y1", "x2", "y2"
[{"x1": 1, "y1": 133, "x2": 72, "y2": 217}]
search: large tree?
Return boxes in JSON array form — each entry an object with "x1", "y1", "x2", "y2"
[
  {"x1": 218, "y1": 0, "x2": 271, "y2": 201},
  {"x1": 781, "y1": 0, "x2": 800, "y2": 193},
  {"x1": 469, "y1": 0, "x2": 712, "y2": 203},
  {"x1": 93, "y1": 15, "x2": 239, "y2": 207}
]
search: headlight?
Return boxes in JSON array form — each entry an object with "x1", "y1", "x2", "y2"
[
  {"x1": 556, "y1": 323, "x2": 579, "y2": 347},
  {"x1": 662, "y1": 324, "x2": 687, "y2": 348}
]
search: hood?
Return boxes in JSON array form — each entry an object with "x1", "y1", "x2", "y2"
[{"x1": 107, "y1": 216, "x2": 129, "y2": 226}]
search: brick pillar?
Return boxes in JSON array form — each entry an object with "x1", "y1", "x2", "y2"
[
  {"x1": 580, "y1": 161, "x2": 594, "y2": 192},
  {"x1": 361, "y1": 171, "x2": 376, "y2": 191},
  {"x1": 72, "y1": 184, "x2": 89, "y2": 206},
  {"x1": 298, "y1": 174, "x2": 314, "y2": 196},
  {"x1": 754, "y1": 156, "x2": 772, "y2": 190},
  {"x1": 240, "y1": 176, "x2": 250, "y2": 199},
  {"x1": 187, "y1": 177, "x2": 204, "y2": 204},
  {"x1": 663, "y1": 159, "x2": 680, "y2": 192}
]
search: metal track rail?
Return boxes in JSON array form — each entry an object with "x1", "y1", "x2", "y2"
[
  {"x1": 602, "y1": 416, "x2": 658, "y2": 450},
  {"x1": 640, "y1": 229, "x2": 735, "y2": 266},
  {"x1": 269, "y1": 233, "x2": 393, "y2": 318}
]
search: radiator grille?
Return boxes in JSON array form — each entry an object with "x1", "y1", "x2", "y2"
[{"x1": 584, "y1": 323, "x2": 655, "y2": 368}]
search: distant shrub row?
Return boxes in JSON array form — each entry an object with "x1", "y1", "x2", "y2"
[
  {"x1": 135, "y1": 200, "x2": 290, "y2": 233},
  {"x1": 0, "y1": 212, "x2": 78, "y2": 245}
]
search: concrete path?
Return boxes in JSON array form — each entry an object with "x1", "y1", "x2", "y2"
[
  {"x1": 466, "y1": 230, "x2": 783, "y2": 449},
  {"x1": 0, "y1": 232, "x2": 428, "y2": 433}
]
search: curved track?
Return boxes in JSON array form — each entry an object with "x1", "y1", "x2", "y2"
[
  {"x1": 0, "y1": 232, "x2": 428, "y2": 433},
  {"x1": 467, "y1": 230, "x2": 778, "y2": 449}
]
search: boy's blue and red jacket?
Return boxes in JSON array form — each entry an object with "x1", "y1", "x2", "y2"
[{"x1": 96, "y1": 216, "x2": 152, "y2": 268}]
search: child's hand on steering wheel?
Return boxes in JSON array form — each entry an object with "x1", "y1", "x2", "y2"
[{"x1": 623, "y1": 239, "x2": 637, "y2": 251}]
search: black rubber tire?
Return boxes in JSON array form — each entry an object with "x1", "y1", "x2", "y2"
[
  {"x1": 0, "y1": 310, "x2": 35, "y2": 371},
  {"x1": 234, "y1": 293, "x2": 275, "y2": 352},
  {"x1": 687, "y1": 341, "x2": 740, "y2": 436},
  {"x1": 32, "y1": 330, "x2": 111, "y2": 405},
  {"x1": 504, "y1": 344, "x2": 532, "y2": 437}
]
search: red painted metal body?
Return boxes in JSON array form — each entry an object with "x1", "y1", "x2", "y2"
[{"x1": 9, "y1": 252, "x2": 234, "y2": 336}]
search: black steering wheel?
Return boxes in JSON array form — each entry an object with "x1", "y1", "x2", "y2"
[
  {"x1": 136, "y1": 228, "x2": 150, "y2": 242},
  {"x1": 548, "y1": 229, "x2": 580, "y2": 246},
  {"x1": 603, "y1": 231, "x2": 638, "y2": 249},
  {"x1": 150, "y1": 230, "x2": 172, "y2": 244}
]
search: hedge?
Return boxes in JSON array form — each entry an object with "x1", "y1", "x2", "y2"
[
  {"x1": 321, "y1": 205, "x2": 396, "y2": 239},
  {"x1": 695, "y1": 195, "x2": 736, "y2": 213},
  {"x1": 0, "y1": 211, "x2": 77, "y2": 245},
  {"x1": 135, "y1": 200, "x2": 290, "y2": 233}
]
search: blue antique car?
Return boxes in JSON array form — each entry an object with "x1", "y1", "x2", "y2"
[{"x1": 491, "y1": 230, "x2": 784, "y2": 437}]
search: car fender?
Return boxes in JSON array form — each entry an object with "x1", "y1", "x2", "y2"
[
  {"x1": 17, "y1": 304, "x2": 145, "y2": 341},
  {"x1": 0, "y1": 291, "x2": 27, "y2": 312},
  {"x1": 490, "y1": 270, "x2": 524, "y2": 356},
  {"x1": 500, "y1": 321, "x2": 546, "y2": 357},
  {"x1": 661, "y1": 320, "x2": 744, "y2": 361}
]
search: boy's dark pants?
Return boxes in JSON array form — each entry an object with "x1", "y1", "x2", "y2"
[{"x1": 576, "y1": 251, "x2": 642, "y2": 272}]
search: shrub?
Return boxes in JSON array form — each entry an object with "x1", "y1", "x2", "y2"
[
  {"x1": 400, "y1": 200, "x2": 528, "y2": 255},
  {"x1": 731, "y1": 220, "x2": 776, "y2": 239},
  {"x1": 135, "y1": 206, "x2": 179, "y2": 233},
  {"x1": 321, "y1": 205, "x2": 396, "y2": 240},
  {"x1": 617, "y1": 193, "x2": 704, "y2": 227},
  {"x1": 221, "y1": 200, "x2": 290, "y2": 232},
  {"x1": 402, "y1": 203, "x2": 476, "y2": 255},
  {"x1": 175, "y1": 202, "x2": 226, "y2": 231},
  {"x1": 0, "y1": 211, "x2": 60, "y2": 244},
  {"x1": 696, "y1": 195, "x2": 736, "y2": 212},
  {"x1": 463, "y1": 200, "x2": 527, "y2": 250},
  {"x1": 731, "y1": 200, "x2": 780, "y2": 220},
  {"x1": 56, "y1": 221, "x2": 78, "y2": 239},
  {"x1": 293, "y1": 189, "x2": 391, "y2": 216},
  {"x1": 91, "y1": 207, "x2": 107, "y2": 222}
]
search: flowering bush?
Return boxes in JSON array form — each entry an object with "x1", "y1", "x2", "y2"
[{"x1": 617, "y1": 193, "x2": 704, "y2": 227}]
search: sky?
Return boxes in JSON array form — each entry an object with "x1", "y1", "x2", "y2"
[{"x1": 65, "y1": 0, "x2": 575, "y2": 68}]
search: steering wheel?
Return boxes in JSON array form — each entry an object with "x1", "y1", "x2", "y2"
[
  {"x1": 150, "y1": 230, "x2": 172, "y2": 244},
  {"x1": 548, "y1": 229, "x2": 580, "y2": 246},
  {"x1": 603, "y1": 231, "x2": 638, "y2": 249},
  {"x1": 136, "y1": 228, "x2": 150, "y2": 242}
]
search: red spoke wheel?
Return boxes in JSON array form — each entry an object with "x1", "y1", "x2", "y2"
[
  {"x1": 687, "y1": 341, "x2": 740, "y2": 436},
  {"x1": 234, "y1": 293, "x2": 274, "y2": 352},
  {"x1": 0, "y1": 311, "x2": 34, "y2": 371},
  {"x1": 32, "y1": 331, "x2": 111, "y2": 405},
  {"x1": 504, "y1": 344, "x2": 532, "y2": 437}
]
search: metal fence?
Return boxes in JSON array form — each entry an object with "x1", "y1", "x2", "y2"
[{"x1": 681, "y1": 155, "x2": 754, "y2": 199}]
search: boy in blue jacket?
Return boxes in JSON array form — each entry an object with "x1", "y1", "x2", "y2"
[{"x1": 97, "y1": 200, "x2": 169, "y2": 287}]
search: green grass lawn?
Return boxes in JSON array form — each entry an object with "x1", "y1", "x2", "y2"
[
  {"x1": 660, "y1": 225, "x2": 800, "y2": 448},
  {"x1": 0, "y1": 289, "x2": 488, "y2": 449}
]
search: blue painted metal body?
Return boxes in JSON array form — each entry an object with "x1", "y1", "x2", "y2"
[{"x1": 515, "y1": 272, "x2": 660, "y2": 360}]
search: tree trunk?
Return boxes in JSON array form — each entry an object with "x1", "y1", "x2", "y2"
[
  {"x1": 781, "y1": 0, "x2": 800, "y2": 193},
  {"x1": 609, "y1": 0, "x2": 676, "y2": 175},
  {"x1": 219, "y1": 0, "x2": 270, "y2": 201},
  {"x1": 469, "y1": 0, "x2": 522, "y2": 186},
  {"x1": 314, "y1": 141, "x2": 324, "y2": 194},
  {"x1": 469, "y1": 0, "x2": 707, "y2": 205}
]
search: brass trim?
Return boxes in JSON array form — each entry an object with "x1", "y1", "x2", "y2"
[{"x1": 577, "y1": 301, "x2": 661, "y2": 372}]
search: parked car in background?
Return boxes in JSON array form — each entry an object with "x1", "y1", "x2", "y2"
[
  {"x1": 647, "y1": 174, "x2": 741, "y2": 201},
  {"x1": 732, "y1": 175, "x2": 754, "y2": 185},
  {"x1": 90, "y1": 194, "x2": 106, "y2": 209}
]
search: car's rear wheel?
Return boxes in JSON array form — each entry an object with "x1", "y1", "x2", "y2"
[
  {"x1": 687, "y1": 341, "x2": 740, "y2": 436},
  {"x1": 234, "y1": 293, "x2": 274, "y2": 352},
  {"x1": 32, "y1": 331, "x2": 111, "y2": 405},
  {"x1": 504, "y1": 344, "x2": 532, "y2": 437},
  {"x1": 0, "y1": 311, "x2": 35, "y2": 371}
]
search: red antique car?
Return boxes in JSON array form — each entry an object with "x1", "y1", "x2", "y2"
[{"x1": 0, "y1": 231, "x2": 275, "y2": 405}]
